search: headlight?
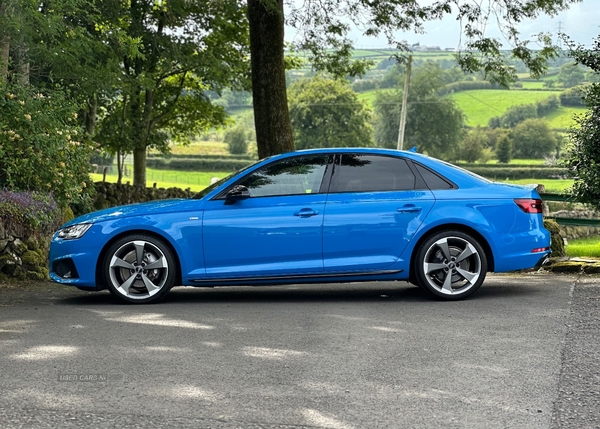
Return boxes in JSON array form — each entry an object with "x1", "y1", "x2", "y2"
[{"x1": 57, "y1": 224, "x2": 92, "y2": 240}]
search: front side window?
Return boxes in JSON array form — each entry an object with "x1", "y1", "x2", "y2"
[
  {"x1": 234, "y1": 155, "x2": 329, "y2": 197},
  {"x1": 331, "y1": 154, "x2": 416, "y2": 193}
]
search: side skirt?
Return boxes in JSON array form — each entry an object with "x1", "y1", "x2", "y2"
[{"x1": 189, "y1": 269, "x2": 404, "y2": 285}]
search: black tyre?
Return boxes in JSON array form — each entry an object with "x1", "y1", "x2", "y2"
[
  {"x1": 414, "y1": 230, "x2": 487, "y2": 300},
  {"x1": 102, "y1": 234, "x2": 176, "y2": 304}
]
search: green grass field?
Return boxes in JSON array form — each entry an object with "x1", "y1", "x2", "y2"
[
  {"x1": 357, "y1": 89, "x2": 386, "y2": 105},
  {"x1": 448, "y1": 89, "x2": 561, "y2": 127},
  {"x1": 544, "y1": 106, "x2": 586, "y2": 130},
  {"x1": 473, "y1": 159, "x2": 546, "y2": 165},
  {"x1": 519, "y1": 81, "x2": 547, "y2": 89},
  {"x1": 356, "y1": 87, "x2": 579, "y2": 130},
  {"x1": 501, "y1": 179, "x2": 573, "y2": 194},
  {"x1": 150, "y1": 140, "x2": 230, "y2": 156},
  {"x1": 566, "y1": 236, "x2": 600, "y2": 258},
  {"x1": 90, "y1": 168, "x2": 232, "y2": 192}
]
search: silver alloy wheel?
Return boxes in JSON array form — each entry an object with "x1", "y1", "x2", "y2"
[
  {"x1": 421, "y1": 236, "x2": 482, "y2": 296},
  {"x1": 108, "y1": 240, "x2": 169, "y2": 300}
]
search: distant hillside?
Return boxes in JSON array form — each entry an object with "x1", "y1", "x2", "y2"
[{"x1": 357, "y1": 88, "x2": 586, "y2": 130}]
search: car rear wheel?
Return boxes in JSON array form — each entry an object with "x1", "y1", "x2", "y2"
[
  {"x1": 414, "y1": 231, "x2": 487, "y2": 300},
  {"x1": 102, "y1": 234, "x2": 176, "y2": 304}
]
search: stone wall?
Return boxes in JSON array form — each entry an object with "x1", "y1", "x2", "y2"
[
  {"x1": 0, "y1": 220, "x2": 49, "y2": 281},
  {"x1": 92, "y1": 182, "x2": 196, "y2": 210},
  {"x1": 549, "y1": 209, "x2": 600, "y2": 240}
]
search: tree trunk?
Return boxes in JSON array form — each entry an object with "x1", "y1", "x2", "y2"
[
  {"x1": 117, "y1": 149, "x2": 123, "y2": 184},
  {"x1": 133, "y1": 146, "x2": 146, "y2": 186},
  {"x1": 248, "y1": 0, "x2": 294, "y2": 159},
  {"x1": 15, "y1": 43, "x2": 28, "y2": 85},
  {"x1": 0, "y1": 35, "x2": 9, "y2": 83},
  {"x1": 84, "y1": 95, "x2": 98, "y2": 137}
]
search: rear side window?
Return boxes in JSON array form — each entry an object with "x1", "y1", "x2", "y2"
[
  {"x1": 331, "y1": 154, "x2": 416, "y2": 193},
  {"x1": 414, "y1": 163, "x2": 455, "y2": 190}
]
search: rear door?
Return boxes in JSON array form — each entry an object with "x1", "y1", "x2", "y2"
[{"x1": 323, "y1": 153, "x2": 435, "y2": 272}]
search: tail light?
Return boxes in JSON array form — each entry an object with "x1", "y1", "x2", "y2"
[{"x1": 514, "y1": 198, "x2": 544, "y2": 214}]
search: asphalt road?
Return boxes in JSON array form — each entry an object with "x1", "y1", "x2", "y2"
[{"x1": 0, "y1": 273, "x2": 598, "y2": 429}]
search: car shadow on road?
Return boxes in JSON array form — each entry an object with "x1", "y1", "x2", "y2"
[{"x1": 52, "y1": 278, "x2": 547, "y2": 307}]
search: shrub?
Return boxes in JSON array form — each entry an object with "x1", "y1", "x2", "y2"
[
  {"x1": 0, "y1": 190, "x2": 61, "y2": 237},
  {"x1": 0, "y1": 84, "x2": 94, "y2": 208}
]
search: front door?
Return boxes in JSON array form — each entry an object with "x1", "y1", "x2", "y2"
[{"x1": 202, "y1": 154, "x2": 331, "y2": 278}]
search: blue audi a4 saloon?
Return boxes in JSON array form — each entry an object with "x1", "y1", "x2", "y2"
[{"x1": 49, "y1": 148, "x2": 551, "y2": 303}]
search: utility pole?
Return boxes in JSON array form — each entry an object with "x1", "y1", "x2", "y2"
[
  {"x1": 557, "y1": 21, "x2": 563, "y2": 50},
  {"x1": 397, "y1": 55, "x2": 412, "y2": 151}
]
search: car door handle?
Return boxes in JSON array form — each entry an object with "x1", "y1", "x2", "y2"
[
  {"x1": 397, "y1": 205, "x2": 422, "y2": 213},
  {"x1": 294, "y1": 208, "x2": 320, "y2": 217}
]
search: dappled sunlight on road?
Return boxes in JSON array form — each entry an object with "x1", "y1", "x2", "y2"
[
  {"x1": 9, "y1": 345, "x2": 78, "y2": 361},
  {"x1": 144, "y1": 346, "x2": 191, "y2": 353},
  {"x1": 298, "y1": 381, "x2": 347, "y2": 394},
  {"x1": 104, "y1": 313, "x2": 214, "y2": 330},
  {"x1": 368, "y1": 325, "x2": 407, "y2": 333},
  {"x1": 301, "y1": 408, "x2": 355, "y2": 429},
  {"x1": 242, "y1": 346, "x2": 307, "y2": 360},
  {"x1": 155, "y1": 384, "x2": 223, "y2": 402},
  {"x1": 4, "y1": 389, "x2": 94, "y2": 409},
  {"x1": 0, "y1": 319, "x2": 36, "y2": 334}
]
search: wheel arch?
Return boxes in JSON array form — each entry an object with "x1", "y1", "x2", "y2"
[
  {"x1": 409, "y1": 223, "x2": 495, "y2": 278},
  {"x1": 95, "y1": 229, "x2": 183, "y2": 290}
]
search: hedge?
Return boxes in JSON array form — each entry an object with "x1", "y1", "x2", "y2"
[
  {"x1": 437, "y1": 80, "x2": 516, "y2": 96},
  {"x1": 456, "y1": 163, "x2": 545, "y2": 169},
  {"x1": 465, "y1": 166, "x2": 569, "y2": 180},
  {"x1": 147, "y1": 153, "x2": 255, "y2": 160},
  {"x1": 146, "y1": 158, "x2": 254, "y2": 172}
]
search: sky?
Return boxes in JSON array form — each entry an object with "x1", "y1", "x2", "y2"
[{"x1": 285, "y1": 0, "x2": 600, "y2": 50}]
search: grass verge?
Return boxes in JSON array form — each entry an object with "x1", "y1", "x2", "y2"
[{"x1": 566, "y1": 237, "x2": 600, "y2": 258}]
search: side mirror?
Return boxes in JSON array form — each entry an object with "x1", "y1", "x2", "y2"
[{"x1": 225, "y1": 185, "x2": 250, "y2": 204}]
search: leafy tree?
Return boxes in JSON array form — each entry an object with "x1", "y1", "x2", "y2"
[
  {"x1": 496, "y1": 135, "x2": 513, "y2": 163},
  {"x1": 536, "y1": 95, "x2": 560, "y2": 116},
  {"x1": 488, "y1": 103, "x2": 538, "y2": 128},
  {"x1": 557, "y1": 62, "x2": 586, "y2": 88},
  {"x1": 250, "y1": 0, "x2": 578, "y2": 159},
  {"x1": 288, "y1": 76, "x2": 373, "y2": 149},
  {"x1": 559, "y1": 86, "x2": 587, "y2": 107},
  {"x1": 225, "y1": 126, "x2": 248, "y2": 155},
  {"x1": 461, "y1": 128, "x2": 487, "y2": 163},
  {"x1": 563, "y1": 34, "x2": 600, "y2": 209},
  {"x1": 510, "y1": 118, "x2": 558, "y2": 159},
  {"x1": 373, "y1": 63, "x2": 465, "y2": 159},
  {"x1": 99, "y1": 0, "x2": 250, "y2": 186},
  {"x1": 483, "y1": 127, "x2": 509, "y2": 150},
  {"x1": 564, "y1": 86, "x2": 600, "y2": 208}
]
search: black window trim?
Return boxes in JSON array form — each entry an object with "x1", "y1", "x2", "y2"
[{"x1": 409, "y1": 160, "x2": 458, "y2": 190}]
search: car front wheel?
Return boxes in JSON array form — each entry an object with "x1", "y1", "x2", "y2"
[
  {"x1": 414, "y1": 231, "x2": 487, "y2": 300},
  {"x1": 102, "y1": 234, "x2": 176, "y2": 304}
]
